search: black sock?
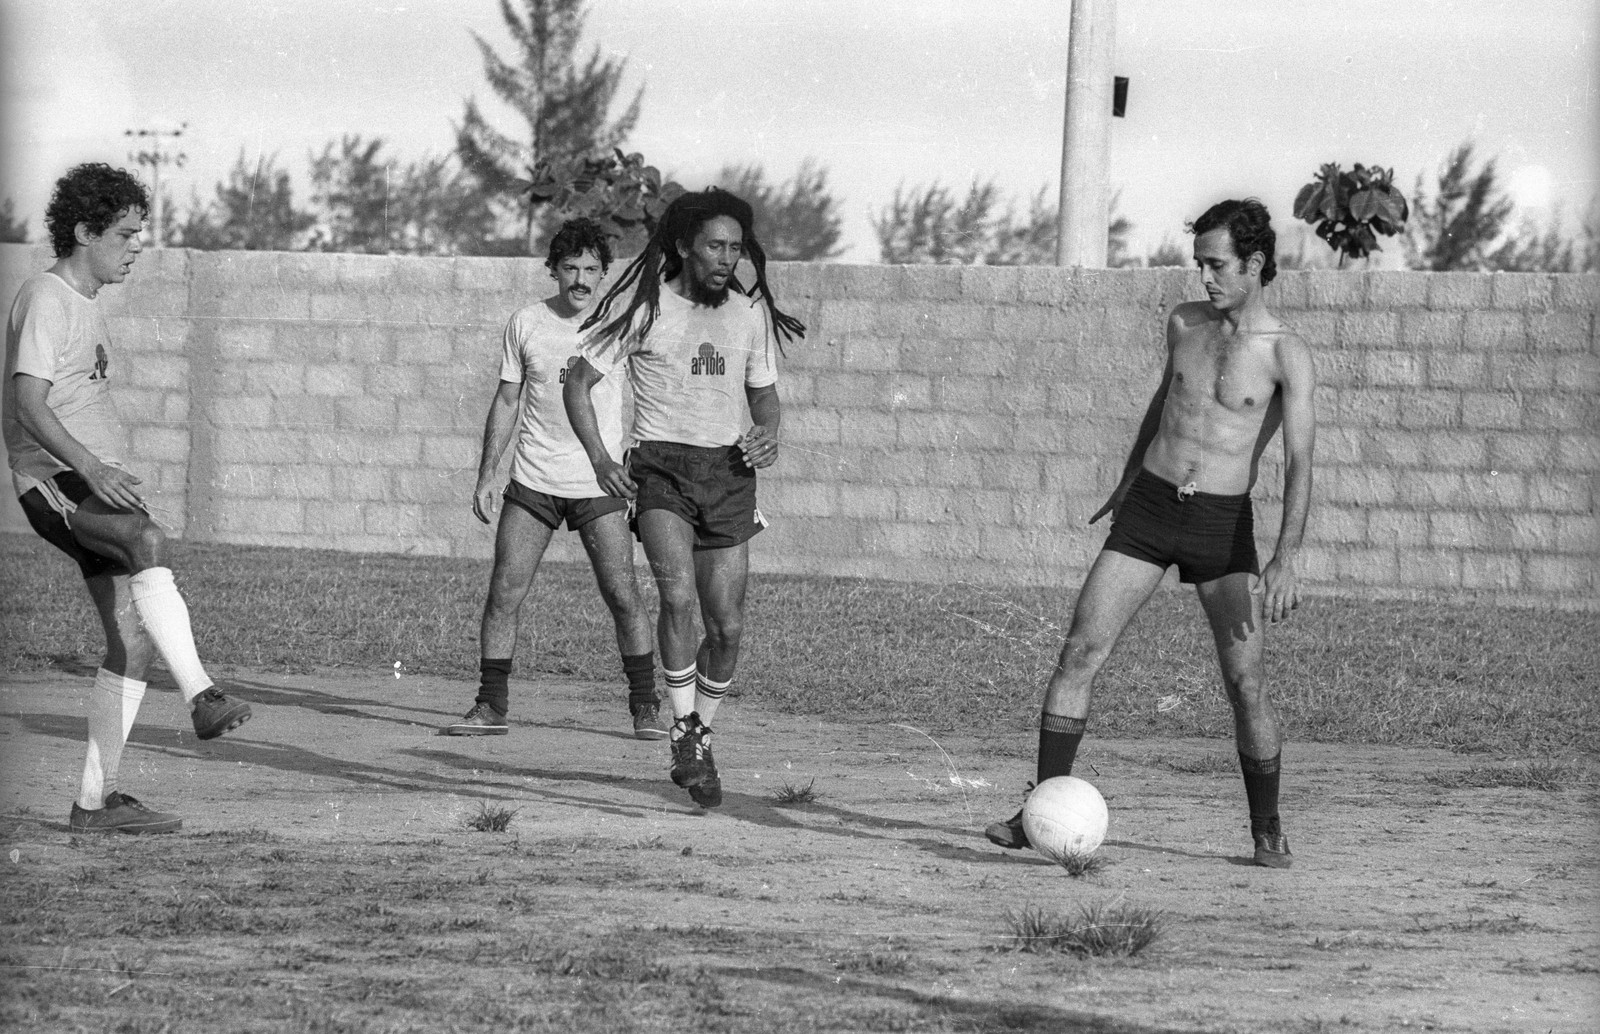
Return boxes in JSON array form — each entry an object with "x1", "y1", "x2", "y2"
[
  {"x1": 475, "y1": 658, "x2": 513, "y2": 716},
  {"x1": 1037, "y1": 713, "x2": 1087, "y2": 784},
  {"x1": 623, "y1": 652, "x2": 656, "y2": 706},
  {"x1": 1239, "y1": 752, "x2": 1282, "y2": 836}
]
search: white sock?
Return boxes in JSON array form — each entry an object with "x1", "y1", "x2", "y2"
[
  {"x1": 693, "y1": 670, "x2": 732, "y2": 727},
  {"x1": 663, "y1": 665, "x2": 697, "y2": 736},
  {"x1": 128, "y1": 567, "x2": 213, "y2": 703},
  {"x1": 78, "y1": 669, "x2": 147, "y2": 810}
]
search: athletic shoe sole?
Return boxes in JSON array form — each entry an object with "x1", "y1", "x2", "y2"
[{"x1": 442, "y1": 723, "x2": 507, "y2": 736}]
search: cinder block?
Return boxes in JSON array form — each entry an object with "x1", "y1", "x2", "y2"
[
  {"x1": 366, "y1": 364, "x2": 424, "y2": 399},
  {"x1": 1555, "y1": 433, "x2": 1600, "y2": 471},
  {"x1": 1310, "y1": 504, "x2": 1366, "y2": 545},
  {"x1": 932, "y1": 375, "x2": 998, "y2": 413},
  {"x1": 882, "y1": 372, "x2": 931, "y2": 410},
  {"x1": 162, "y1": 396, "x2": 190, "y2": 425},
  {"x1": 815, "y1": 371, "x2": 883, "y2": 408},
  {"x1": 1460, "y1": 392, "x2": 1522, "y2": 430},
  {"x1": 388, "y1": 256, "x2": 456, "y2": 295},
  {"x1": 1526, "y1": 472, "x2": 1594, "y2": 513},
  {"x1": 958, "y1": 265, "x2": 1021, "y2": 304},
  {"x1": 132, "y1": 427, "x2": 189, "y2": 464},
  {"x1": 1486, "y1": 352, "x2": 1559, "y2": 392},
  {"x1": 333, "y1": 323, "x2": 397, "y2": 363},
  {"x1": 1425, "y1": 352, "x2": 1486, "y2": 389},
  {"x1": 123, "y1": 354, "x2": 189, "y2": 392},
  {"x1": 1337, "y1": 387, "x2": 1404, "y2": 428},
  {"x1": 839, "y1": 335, "x2": 901, "y2": 372},
  {"x1": 1334, "y1": 546, "x2": 1399, "y2": 586},
  {"x1": 895, "y1": 485, "x2": 956, "y2": 523},
  {"x1": 1314, "y1": 428, "x2": 1363, "y2": 465},
  {"x1": 1423, "y1": 430, "x2": 1489, "y2": 469},
  {"x1": 1363, "y1": 349, "x2": 1422, "y2": 386},
  {"x1": 1555, "y1": 514, "x2": 1600, "y2": 553},
  {"x1": 1463, "y1": 310, "x2": 1527, "y2": 352},
  {"x1": 1523, "y1": 555, "x2": 1595, "y2": 594},
  {"x1": 304, "y1": 363, "x2": 365, "y2": 398},
  {"x1": 1461, "y1": 553, "x2": 1522, "y2": 591},
  {"x1": 1551, "y1": 274, "x2": 1600, "y2": 311},
  {"x1": 244, "y1": 362, "x2": 306, "y2": 397},
  {"x1": 213, "y1": 463, "x2": 273, "y2": 498},
  {"x1": 1396, "y1": 389, "x2": 1461, "y2": 430},
  {"x1": 1427, "y1": 511, "x2": 1497, "y2": 549},
  {"x1": 853, "y1": 449, "x2": 930, "y2": 486},
  {"x1": 1488, "y1": 272, "x2": 1554, "y2": 310},
  {"x1": 1289, "y1": 311, "x2": 1340, "y2": 349},
  {"x1": 1340, "y1": 311, "x2": 1400, "y2": 350},
  {"x1": 1365, "y1": 273, "x2": 1429, "y2": 308},
  {"x1": 1368, "y1": 508, "x2": 1429, "y2": 547},
  {"x1": 213, "y1": 498, "x2": 304, "y2": 535},
  {"x1": 1526, "y1": 311, "x2": 1592, "y2": 351},
  {"x1": 1360, "y1": 430, "x2": 1425, "y2": 467},
  {"x1": 896, "y1": 265, "x2": 963, "y2": 301},
  {"x1": 1316, "y1": 349, "x2": 1362, "y2": 388},
  {"x1": 1327, "y1": 467, "x2": 1400, "y2": 506},
  {"x1": 1398, "y1": 549, "x2": 1463, "y2": 588},
  {"x1": 829, "y1": 410, "x2": 890, "y2": 450},
  {"x1": 788, "y1": 407, "x2": 846, "y2": 445},
  {"x1": 273, "y1": 464, "x2": 334, "y2": 500},
  {"x1": 416, "y1": 433, "x2": 470, "y2": 468},
  {"x1": 392, "y1": 468, "x2": 463, "y2": 505},
  {"x1": 199, "y1": 395, "x2": 273, "y2": 428},
  {"x1": 215, "y1": 322, "x2": 277, "y2": 360},
  {"x1": 453, "y1": 257, "x2": 524, "y2": 293},
  {"x1": 1400, "y1": 310, "x2": 1465, "y2": 352},
  {"x1": 1300, "y1": 273, "x2": 1366, "y2": 309},
  {"x1": 304, "y1": 501, "x2": 370, "y2": 536},
  {"x1": 1471, "y1": 469, "x2": 1526, "y2": 508},
  {"x1": 835, "y1": 482, "x2": 895, "y2": 519},
  {"x1": 365, "y1": 504, "x2": 426, "y2": 536},
  {"x1": 1398, "y1": 470, "x2": 1467, "y2": 508},
  {"x1": 1488, "y1": 432, "x2": 1557, "y2": 472},
  {"x1": 336, "y1": 396, "x2": 399, "y2": 430},
  {"x1": 1295, "y1": 544, "x2": 1338, "y2": 581},
  {"x1": 1553, "y1": 354, "x2": 1600, "y2": 393},
  {"x1": 1426, "y1": 272, "x2": 1493, "y2": 311},
  {"x1": 1503, "y1": 513, "x2": 1557, "y2": 550}
]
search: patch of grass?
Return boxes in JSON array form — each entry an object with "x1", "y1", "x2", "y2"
[
  {"x1": 1425, "y1": 761, "x2": 1576, "y2": 791},
  {"x1": 1052, "y1": 850, "x2": 1107, "y2": 878},
  {"x1": 1004, "y1": 901, "x2": 1162, "y2": 957},
  {"x1": 833, "y1": 950, "x2": 911, "y2": 975},
  {"x1": 4, "y1": 534, "x2": 1596, "y2": 754},
  {"x1": 465, "y1": 803, "x2": 518, "y2": 833},
  {"x1": 1151, "y1": 752, "x2": 1237, "y2": 774},
  {"x1": 771, "y1": 779, "x2": 820, "y2": 806}
]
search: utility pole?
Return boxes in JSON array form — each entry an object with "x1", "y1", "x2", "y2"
[
  {"x1": 126, "y1": 123, "x2": 187, "y2": 246},
  {"x1": 1055, "y1": 0, "x2": 1116, "y2": 267}
]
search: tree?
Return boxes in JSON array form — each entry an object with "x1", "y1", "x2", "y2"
[
  {"x1": 456, "y1": 0, "x2": 643, "y2": 248},
  {"x1": 0, "y1": 197, "x2": 30, "y2": 243},
  {"x1": 1292, "y1": 162, "x2": 1408, "y2": 266},
  {"x1": 177, "y1": 151, "x2": 314, "y2": 251},
  {"x1": 520, "y1": 148, "x2": 683, "y2": 258},
  {"x1": 875, "y1": 182, "x2": 1134, "y2": 266},
  {"x1": 715, "y1": 160, "x2": 845, "y2": 261},
  {"x1": 1145, "y1": 236, "x2": 1189, "y2": 268},
  {"x1": 1406, "y1": 141, "x2": 1514, "y2": 271},
  {"x1": 306, "y1": 135, "x2": 498, "y2": 255}
]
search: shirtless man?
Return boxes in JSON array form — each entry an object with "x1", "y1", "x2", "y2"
[{"x1": 985, "y1": 198, "x2": 1315, "y2": 868}]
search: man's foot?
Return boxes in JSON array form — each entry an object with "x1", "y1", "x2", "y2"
[
  {"x1": 985, "y1": 809, "x2": 1030, "y2": 850},
  {"x1": 443, "y1": 702, "x2": 508, "y2": 736},
  {"x1": 630, "y1": 699, "x2": 668, "y2": 741},
  {"x1": 191, "y1": 687, "x2": 252, "y2": 740},
  {"x1": 684, "y1": 720, "x2": 722, "y2": 808},
  {"x1": 1252, "y1": 831, "x2": 1293, "y2": 868},
  {"x1": 69, "y1": 792, "x2": 182, "y2": 834},
  {"x1": 670, "y1": 713, "x2": 721, "y2": 807}
]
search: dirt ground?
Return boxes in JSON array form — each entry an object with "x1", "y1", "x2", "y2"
[{"x1": 2, "y1": 666, "x2": 1596, "y2": 1033}]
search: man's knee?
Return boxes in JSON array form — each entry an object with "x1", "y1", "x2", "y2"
[
  {"x1": 1058, "y1": 632, "x2": 1114, "y2": 673},
  {"x1": 702, "y1": 611, "x2": 744, "y2": 653},
  {"x1": 1223, "y1": 671, "x2": 1269, "y2": 709}
]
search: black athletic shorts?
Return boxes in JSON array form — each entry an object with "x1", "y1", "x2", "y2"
[
  {"x1": 630, "y1": 441, "x2": 765, "y2": 551},
  {"x1": 503, "y1": 479, "x2": 628, "y2": 532},
  {"x1": 17, "y1": 470, "x2": 127, "y2": 579},
  {"x1": 1101, "y1": 469, "x2": 1259, "y2": 585}
]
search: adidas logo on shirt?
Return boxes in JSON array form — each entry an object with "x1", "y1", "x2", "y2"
[{"x1": 690, "y1": 342, "x2": 725, "y2": 376}]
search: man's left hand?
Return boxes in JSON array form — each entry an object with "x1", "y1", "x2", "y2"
[
  {"x1": 739, "y1": 425, "x2": 779, "y2": 469},
  {"x1": 1255, "y1": 556, "x2": 1301, "y2": 624}
]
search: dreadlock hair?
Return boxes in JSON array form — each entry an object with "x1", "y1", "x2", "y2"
[
  {"x1": 546, "y1": 216, "x2": 612, "y2": 273},
  {"x1": 46, "y1": 164, "x2": 150, "y2": 259},
  {"x1": 580, "y1": 188, "x2": 805, "y2": 357}
]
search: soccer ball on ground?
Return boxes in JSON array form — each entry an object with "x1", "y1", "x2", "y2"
[{"x1": 1022, "y1": 775, "x2": 1108, "y2": 861}]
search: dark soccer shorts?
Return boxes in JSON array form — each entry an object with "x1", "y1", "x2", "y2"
[
  {"x1": 503, "y1": 479, "x2": 628, "y2": 532},
  {"x1": 17, "y1": 470, "x2": 128, "y2": 579},
  {"x1": 629, "y1": 440, "x2": 765, "y2": 551},
  {"x1": 1101, "y1": 469, "x2": 1259, "y2": 585}
]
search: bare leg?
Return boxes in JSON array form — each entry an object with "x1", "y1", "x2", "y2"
[
  {"x1": 637, "y1": 509, "x2": 700, "y2": 676},
  {"x1": 77, "y1": 573, "x2": 154, "y2": 811},
  {"x1": 1194, "y1": 572, "x2": 1280, "y2": 759},
  {"x1": 1042, "y1": 550, "x2": 1170, "y2": 718},
  {"x1": 577, "y1": 509, "x2": 651, "y2": 657},
  {"x1": 479, "y1": 502, "x2": 554, "y2": 660}
]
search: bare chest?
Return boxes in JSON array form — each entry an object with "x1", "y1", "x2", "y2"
[{"x1": 1170, "y1": 337, "x2": 1278, "y2": 415}]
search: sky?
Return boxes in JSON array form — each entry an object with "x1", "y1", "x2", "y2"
[{"x1": 2, "y1": 0, "x2": 1595, "y2": 264}]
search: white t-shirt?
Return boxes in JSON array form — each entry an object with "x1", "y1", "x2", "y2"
[
  {"x1": 3, "y1": 272, "x2": 129, "y2": 492},
  {"x1": 588, "y1": 288, "x2": 778, "y2": 448},
  {"x1": 501, "y1": 300, "x2": 626, "y2": 498}
]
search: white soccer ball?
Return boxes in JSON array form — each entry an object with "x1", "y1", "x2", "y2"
[{"x1": 1022, "y1": 776, "x2": 1108, "y2": 861}]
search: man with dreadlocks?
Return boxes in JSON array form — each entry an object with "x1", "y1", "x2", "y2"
[{"x1": 563, "y1": 188, "x2": 804, "y2": 809}]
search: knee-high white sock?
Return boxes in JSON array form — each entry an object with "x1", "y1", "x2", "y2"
[
  {"x1": 128, "y1": 567, "x2": 213, "y2": 703},
  {"x1": 663, "y1": 665, "x2": 697, "y2": 732},
  {"x1": 693, "y1": 670, "x2": 732, "y2": 727},
  {"x1": 78, "y1": 669, "x2": 147, "y2": 810}
]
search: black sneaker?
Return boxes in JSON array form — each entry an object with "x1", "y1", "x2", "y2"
[
  {"x1": 1252, "y1": 831, "x2": 1293, "y2": 868},
  {"x1": 670, "y1": 713, "x2": 706, "y2": 787},
  {"x1": 443, "y1": 701, "x2": 508, "y2": 736},
  {"x1": 69, "y1": 792, "x2": 182, "y2": 834},
  {"x1": 685, "y1": 724, "x2": 722, "y2": 809},
  {"x1": 191, "y1": 687, "x2": 251, "y2": 740},
  {"x1": 630, "y1": 699, "x2": 668, "y2": 741},
  {"x1": 985, "y1": 809, "x2": 1029, "y2": 850}
]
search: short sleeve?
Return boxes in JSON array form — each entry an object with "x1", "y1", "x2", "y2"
[
  {"x1": 10, "y1": 284, "x2": 69, "y2": 383},
  {"x1": 498, "y1": 314, "x2": 526, "y2": 384},
  {"x1": 742, "y1": 303, "x2": 778, "y2": 389}
]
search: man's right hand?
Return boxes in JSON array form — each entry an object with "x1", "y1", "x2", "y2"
[
  {"x1": 1089, "y1": 478, "x2": 1131, "y2": 525},
  {"x1": 472, "y1": 482, "x2": 500, "y2": 524},
  {"x1": 81, "y1": 461, "x2": 144, "y2": 512},
  {"x1": 593, "y1": 456, "x2": 636, "y2": 500}
]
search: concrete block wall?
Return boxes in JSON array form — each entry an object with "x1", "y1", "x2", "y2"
[{"x1": 1, "y1": 243, "x2": 1594, "y2": 606}]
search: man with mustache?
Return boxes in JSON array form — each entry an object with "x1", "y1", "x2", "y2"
[
  {"x1": 564, "y1": 189, "x2": 805, "y2": 808},
  {"x1": 4, "y1": 163, "x2": 252, "y2": 834},
  {"x1": 986, "y1": 198, "x2": 1316, "y2": 868},
  {"x1": 444, "y1": 217, "x2": 661, "y2": 739}
]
